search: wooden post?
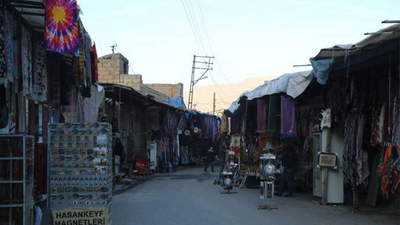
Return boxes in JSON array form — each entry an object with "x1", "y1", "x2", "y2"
[{"x1": 322, "y1": 128, "x2": 331, "y2": 205}]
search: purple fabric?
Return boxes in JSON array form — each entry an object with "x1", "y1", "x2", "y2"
[
  {"x1": 231, "y1": 115, "x2": 241, "y2": 135},
  {"x1": 281, "y1": 97, "x2": 296, "y2": 138},
  {"x1": 257, "y1": 98, "x2": 267, "y2": 133}
]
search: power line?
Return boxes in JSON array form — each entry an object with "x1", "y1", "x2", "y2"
[
  {"x1": 187, "y1": 0, "x2": 209, "y2": 54},
  {"x1": 209, "y1": 73, "x2": 229, "y2": 103},
  {"x1": 181, "y1": 0, "x2": 206, "y2": 54},
  {"x1": 196, "y1": 0, "x2": 213, "y2": 54}
]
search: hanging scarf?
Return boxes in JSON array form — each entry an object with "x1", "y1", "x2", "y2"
[
  {"x1": 378, "y1": 145, "x2": 392, "y2": 199},
  {"x1": 355, "y1": 115, "x2": 369, "y2": 184},
  {"x1": 371, "y1": 105, "x2": 382, "y2": 146},
  {"x1": 0, "y1": 6, "x2": 5, "y2": 85},
  {"x1": 267, "y1": 95, "x2": 277, "y2": 133},
  {"x1": 392, "y1": 98, "x2": 400, "y2": 147},
  {"x1": 256, "y1": 98, "x2": 267, "y2": 133},
  {"x1": 221, "y1": 114, "x2": 228, "y2": 133},
  {"x1": 230, "y1": 114, "x2": 241, "y2": 135},
  {"x1": 280, "y1": 96, "x2": 296, "y2": 138},
  {"x1": 90, "y1": 43, "x2": 98, "y2": 83},
  {"x1": 12, "y1": 16, "x2": 20, "y2": 92},
  {"x1": 84, "y1": 33, "x2": 92, "y2": 86},
  {"x1": 45, "y1": 0, "x2": 81, "y2": 54},
  {"x1": 32, "y1": 41, "x2": 47, "y2": 102},
  {"x1": 302, "y1": 139, "x2": 309, "y2": 163},
  {"x1": 343, "y1": 114, "x2": 357, "y2": 187},
  {"x1": 21, "y1": 26, "x2": 32, "y2": 97},
  {"x1": 3, "y1": 8, "x2": 14, "y2": 86},
  {"x1": 47, "y1": 52, "x2": 61, "y2": 109}
]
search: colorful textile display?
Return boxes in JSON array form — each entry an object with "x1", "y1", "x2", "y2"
[
  {"x1": 0, "y1": 6, "x2": 5, "y2": 85},
  {"x1": 378, "y1": 145, "x2": 400, "y2": 199},
  {"x1": 32, "y1": 41, "x2": 47, "y2": 102},
  {"x1": 21, "y1": 26, "x2": 32, "y2": 97},
  {"x1": 280, "y1": 96, "x2": 296, "y2": 138},
  {"x1": 267, "y1": 95, "x2": 277, "y2": 133},
  {"x1": 343, "y1": 113, "x2": 370, "y2": 187},
  {"x1": 45, "y1": 0, "x2": 81, "y2": 54},
  {"x1": 256, "y1": 98, "x2": 267, "y2": 133}
]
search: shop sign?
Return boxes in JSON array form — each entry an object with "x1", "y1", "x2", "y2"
[
  {"x1": 317, "y1": 152, "x2": 338, "y2": 169},
  {"x1": 52, "y1": 208, "x2": 108, "y2": 225}
]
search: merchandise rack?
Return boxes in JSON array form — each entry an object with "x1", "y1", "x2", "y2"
[
  {"x1": 48, "y1": 123, "x2": 113, "y2": 224},
  {"x1": 0, "y1": 134, "x2": 35, "y2": 225}
]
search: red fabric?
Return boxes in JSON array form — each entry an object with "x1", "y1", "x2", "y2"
[
  {"x1": 91, "y1": 43, "x2": 98, "y2": 83},
  {"x1": 135, "y1": 157, "x2": 150, "y2": 173},
  {"x1": 232, "y1": 147, "x2": 239, "y2": 157},
  {"x1": 379, "y1": 146, "x2": 392, "y2": 198}
]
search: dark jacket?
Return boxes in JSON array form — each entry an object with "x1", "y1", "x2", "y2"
[
  {"x1": 282, "y1": 145, "x2": 297, "y2": 168},
  {"x1": 206, "y1": 149, "x2": 215, "y2": 161}
]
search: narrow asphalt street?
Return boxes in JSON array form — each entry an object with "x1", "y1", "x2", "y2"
[{"x1": 112, "y1": 167, "x2": 399, "y2": 225}]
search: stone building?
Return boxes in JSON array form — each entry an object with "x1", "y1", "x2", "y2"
[{"x1": 98, "y1": 53, "x2": 183, "y2": 105}]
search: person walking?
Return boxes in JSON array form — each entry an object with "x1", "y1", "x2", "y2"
[
  {"x1": 277, "y1": 144, "x2": 297, "y2": 197},
  {"x1": 204, "y1": 147, "x2": 215, "y2": 172}
]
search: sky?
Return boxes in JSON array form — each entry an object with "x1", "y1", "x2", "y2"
[{"x1": 79, "y1": 0, "x2": 400, "y2": 92}]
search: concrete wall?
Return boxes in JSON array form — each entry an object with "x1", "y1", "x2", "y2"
[
  {"x1": 140, "y1": 84, "x2": 169, "y2": 105},
  {"x1": 98, "y1": 53, "x2": 177, "y2": 105},
  {"x1": 145, "y1": 83, "x2": 184, "y2": 98},
  {"x1": 98, "y1": 53, "x2": 140, "y2": 87}
]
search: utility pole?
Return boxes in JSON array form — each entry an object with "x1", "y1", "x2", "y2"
[
  {"x1": 187, "y1": 55, "x2": 214, "y2": 109},
  {"x1": 212, "y1": 92, "x2": 216, "y2": 115}
]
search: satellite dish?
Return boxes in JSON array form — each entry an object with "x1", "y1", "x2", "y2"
[
  {"x1": 184, "y1": 130, "x2": 190, "y2": 136},
  {"x1": 193, "y1": 127, "x2": 199, "y2": 133}
]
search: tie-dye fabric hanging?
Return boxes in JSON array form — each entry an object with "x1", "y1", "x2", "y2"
[{"x1": 45, "y1": 0, "x2": 81, "y2": 54}]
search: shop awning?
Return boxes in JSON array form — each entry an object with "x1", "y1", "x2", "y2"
[
  {"x1": 228, "y1": 70, "x2": 314, "y2": 113},
  {"x1": 6, "y1": 0, "x2": 45, "y2": 32},
  {"x1": 311, "y1": 23, "x2": 400, "y2": 84}
]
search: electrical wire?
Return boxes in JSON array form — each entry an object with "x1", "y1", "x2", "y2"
[
  {"x1": 187, "y1": 0, "x2": 209, "y2": 54},
  {"x1": 181, "y1": 0, "x2": 206, "y2": 55},
  {"x1": 196, "y1": 0, "x2": 213, "y2": 54},
  {"x1": 209, "y1": 72, "x2": 229, "y2": 103}
]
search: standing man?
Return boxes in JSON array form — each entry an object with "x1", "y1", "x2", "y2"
[
  {"x1": 204, "y1": 147, "x2": 215, "y2": 172},
  {"x1": 277, "y1": 144, "x2": 297, "y2": 197}
]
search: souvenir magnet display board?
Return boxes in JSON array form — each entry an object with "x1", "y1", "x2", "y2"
[{"x1": 48, "y1": 123, "x2": 112, "y2": 223}]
